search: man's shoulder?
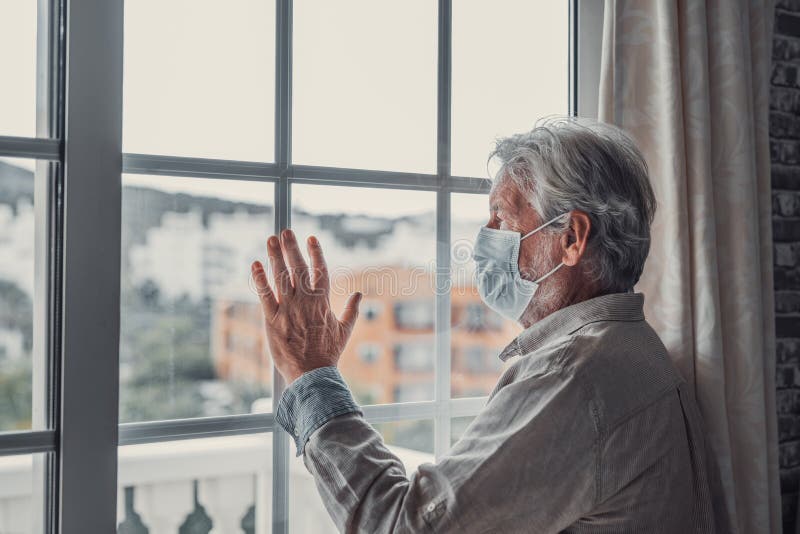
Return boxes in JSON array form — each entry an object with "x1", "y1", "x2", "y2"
[
  {"x1": 488, "y1": 334, "x2": 587, "y2": 406},
  {"x1": 499, "y1": 334, "x2": 579, "y2": 385},
  {"x1": 496, "y1": 317, "x2": 684, "y2": 424},
  {"x1": 552, "y1": 319, "x2": 684, "y2": 430}
]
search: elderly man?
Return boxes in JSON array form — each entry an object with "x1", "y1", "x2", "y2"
[{"x1": 250, "y1": 118, "x2": 729, "y2": 533}]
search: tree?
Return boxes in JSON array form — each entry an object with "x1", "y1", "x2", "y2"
[
  {"x1": 0, "y1": 358, "x2": 32, "y2": 430},
  {"x1": 0, "y1": 280, "x2": 33, "y2": 351}
]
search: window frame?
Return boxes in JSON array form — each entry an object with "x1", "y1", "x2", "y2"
[
  {"x1": 0, "y1": 0, "x2": 64, "y2": 531},
  {"x1": 0, "y1": 1, "x2": 605, "y2": 532}
]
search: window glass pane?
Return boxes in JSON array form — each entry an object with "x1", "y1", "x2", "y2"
[
  {"x1": 289, "y1": 419, "x2": 433, "y2": 533},
  {"x1": 117, "y1": 435, "x2": 271, "y2": 533},
  {"x1": 289, "y1": 446, "x2": 337, "y2": 534},
  {"x1": 372, "y1": 419, "x2": 434, "y2": 455},
  {"x1": 0, "y1": 452, "x2": 48, "y2": 534},
  {"x1": 451, "y1": 415, "x2": 476, "y2": 447},
  {"x1": 291, "y1": 185, "x2": 436, "y2": 405},
  {"x1": 120, "y1": 175, "x2": 274, "y2": 423},
  {"x1": 0, "y1": 158, "x2": 36, "y2": 431},
  {"x1": 0, "y1": 1, "x2": 36, "y2": 138},
  {"x1": 293, "y1": 0, "x2": 437, "y2": 173},
  {"x1": 452, "y1": 1, "x2": 569, "y2": 178},
  {"x1": 450, "y1": 193, "x2": 520, "y2": 399},
  {"x1": 123, "y1": 0, "x2": 275, "y2": 161}
]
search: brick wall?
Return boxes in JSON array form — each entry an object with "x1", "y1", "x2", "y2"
[{"x1": 773, "y1": 2, "x2": 800, "y2": 532}]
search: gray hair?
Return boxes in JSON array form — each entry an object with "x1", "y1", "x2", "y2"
[{"x1": 490, "y1": 116, "x2": 656, "y2": 293}]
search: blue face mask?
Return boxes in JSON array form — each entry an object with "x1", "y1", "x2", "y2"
[{"x1": 472, "y1": 213, "x2": 568, "y2": 322}]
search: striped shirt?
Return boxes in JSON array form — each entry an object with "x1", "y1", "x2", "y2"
[{"x1": 276, "y1": 292, "x2": 730, "y2": 533}]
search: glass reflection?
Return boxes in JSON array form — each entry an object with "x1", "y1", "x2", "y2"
[
  {"x1": 119, "y1": 175, "x2": 274, "y2": 423},
  {"x1": 117, "y1": 435, "x2": 271, "y2": 533},
  {"x1": 291, "y1": 185, "x2": 436, "y2": 405},
  {"x1": 0, "y1": 158, "x2": 36, "y2": 431}
]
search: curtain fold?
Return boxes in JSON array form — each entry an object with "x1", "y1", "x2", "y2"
[{"x1": 599, "y1": 1, "x2": 780, "y2": 532}]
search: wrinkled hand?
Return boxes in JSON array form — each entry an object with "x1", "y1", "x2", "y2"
[{"x1": 251, "y1": 229, "x2": 362, "y2": 385}]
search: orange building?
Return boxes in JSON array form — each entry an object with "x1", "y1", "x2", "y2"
[
  {"x1": 211, "y1": 301, "x2": 271, "y2": 386},
  {"x1": 212, "y1": 268, "x2": 520, "y2": 405}
]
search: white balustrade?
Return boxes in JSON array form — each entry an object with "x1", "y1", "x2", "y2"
[{"x1": 0, "y1": 435, "x2": 433, "y2": 534}]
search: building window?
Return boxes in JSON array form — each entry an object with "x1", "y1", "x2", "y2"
[
  {"x1": 462, "y1": 345, "x2": 486, "y2": 373},
  {"x1": 358, "y1": 343, "x2": 381, "y2": 364},
  {"x1": 362, "y1": 300, "x2": 382, "y2": 322},
  {"x1": 394, "y1": 343, "x2": 435, "y2": 373},
  {"x1": 393, "y1": 299, "x2": 435, "y2": 331}
]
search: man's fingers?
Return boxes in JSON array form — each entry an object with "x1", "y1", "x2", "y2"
[
  {"x1": 251, "y1": 261, "x2": 278, "y2": 317},
  {"x1": 339, "y1": 292, "x2": 363, "y2": 333},
  {"x1": 268, "y1": 235, "x2": 292, "y2": 300},
  {"x1": 280, "y1": 229, "x2": 312, "y2": 294},
  {"x1": 307, "y1": 235, "x2": 330, "y2": 293}
]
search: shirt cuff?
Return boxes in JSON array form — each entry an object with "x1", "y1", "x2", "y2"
[{"x1": 275, "y1": 366, "x2": 363, "y2": 456}]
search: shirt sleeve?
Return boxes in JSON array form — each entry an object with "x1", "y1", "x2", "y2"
[
  {"x1": 275, "y1": 366, "x2": 363, "y2": 456},
  {"x1": 300, "y1": 366, "x2": 599, "y2": 534}
]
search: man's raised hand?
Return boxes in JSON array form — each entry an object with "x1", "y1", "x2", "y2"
[{"x1": 250, "y1": 229, "x2": 362, "y2": 384}]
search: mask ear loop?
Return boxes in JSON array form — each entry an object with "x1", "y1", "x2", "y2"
[
  {"x1": 521, "y1": 212, "x2": 570, "y2": 241},
  {"x1": 523, "y1": 212, "x2": 569, "y2": 284},
  {"x1": 533, "y1": 261, "x2": 565, "y2": 284}
]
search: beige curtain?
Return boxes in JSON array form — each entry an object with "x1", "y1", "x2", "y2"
[{"x1": 599, "y1": 1, "x2": 780, "y2": 532}]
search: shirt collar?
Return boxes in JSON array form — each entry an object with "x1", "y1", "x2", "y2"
[{"x1": 497, "y1": 292, "x2": 646, "y2": 361}]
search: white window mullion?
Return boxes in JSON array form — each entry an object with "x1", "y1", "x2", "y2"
[
  {"x1": 434, "y1": 190, "x2": 452, "y2": 459},
  {"x1": 434, "y1": 0, "x2": 453, "y2": 460}
]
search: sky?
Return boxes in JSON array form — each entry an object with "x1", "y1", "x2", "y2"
[
  {"x1": 0, "y1": 1, "x2": 36, "y2": 139},
  {"x1": 2, "y1": 0, "x2": 568, "y2": 216}
]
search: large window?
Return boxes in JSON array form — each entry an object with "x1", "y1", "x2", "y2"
[
  {"x1": 0, "y1": 1, "x2": 573, "y2": 532},
  {"x1": 119, "y1": 176, "x2": 275, "y2": 423},
  {"x1": 118, "y1": 1, "x2": 569, "y2": 530}
]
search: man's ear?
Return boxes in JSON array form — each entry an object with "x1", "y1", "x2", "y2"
[{"x1": 561, "y1": 211, "x2": 591, "y2": 267}]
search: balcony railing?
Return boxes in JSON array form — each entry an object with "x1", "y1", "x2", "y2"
[{"x1": 0, "y1": 434, "x2": 433, "y2": 534}]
